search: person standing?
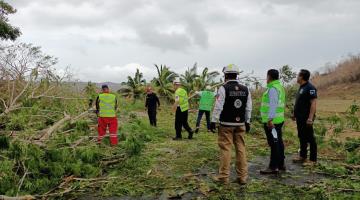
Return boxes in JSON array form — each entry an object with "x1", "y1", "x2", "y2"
[
  {"x1": 145, "y1": 86, "x2": 160, "y2": 127},
  {"x1": 96, "y1": 85, "x2": 118, "y2": 146},
  {"x1": 210, "y1": 64, "x2": 252, "y2": 185},
  {"x1": 260, "y1": 69, "x2": 286, "y2": 174},
  {"x1": 292, "y1": 69, "x2": 318, "y2": 166},
  {"x1": 172, "y1": 77, "x2": 194, "y2": 140},
  {"x1": 194, "y1": 86, "x2": 216, "y2": 133}
]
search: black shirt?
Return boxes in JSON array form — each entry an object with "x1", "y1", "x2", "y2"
[
  {"x1": 145, "y1": 93, "x2": 160, "y2": 110},
  {"x1": 294, "y1": 82, "x2": 317, "y2": 122}
]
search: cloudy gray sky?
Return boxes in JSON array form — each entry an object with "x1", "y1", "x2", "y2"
[{"x1": 9, "y1": 0, "x2": 360, "y2": 82}]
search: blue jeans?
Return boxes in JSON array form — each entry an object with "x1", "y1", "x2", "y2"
[{"x1": 196, "y1": 110, "x2": 211, "y2": 130}]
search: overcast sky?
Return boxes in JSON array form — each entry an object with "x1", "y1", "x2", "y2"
[{"x1": 9, "y1": 0, "x2": 360, "y2": 83}]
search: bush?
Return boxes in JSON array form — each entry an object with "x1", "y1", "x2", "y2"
[
  {"x1": 0, "y1": 135, "x2": 10, "y2": 149},
  {"x1": 124, "y1": 134, "x2": 144, "y2": 156}
]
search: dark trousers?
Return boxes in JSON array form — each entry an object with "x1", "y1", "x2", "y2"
[
  {"x1": 263, "y1": 123, "x2": 285, "y2": 169},
  {"x1": 175, "y1": 107, "x2": 193, "y2": 138},
  {"x1": 148, "y1": 108, "x2": 157, "y2": 127},
  {"x1": 297, "y1": 120, "x2": 317, "y2": 161},
  {"x1": 195, "y1": 110, "x2": 211, "y2": 130}
]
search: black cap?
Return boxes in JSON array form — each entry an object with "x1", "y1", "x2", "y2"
[{"x1": 101, "y1": 84, "x2": 109, "y2": 89}]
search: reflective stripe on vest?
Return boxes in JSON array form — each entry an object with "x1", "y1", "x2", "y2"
[
  {"x1": 199, "y1": 91, "x2": 215, "y2": 111},
  {"x1": 260, "y1": 80, "x2": 286, "y2": 124},
  {"x1": 99, "y1": 93, "x2": 116, "y2": 117},
  {"x1": 175, "y1": 88, "x2": 189, "y2": 112}
]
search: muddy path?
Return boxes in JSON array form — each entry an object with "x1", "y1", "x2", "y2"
[{"x1": 78, "y1": 154, "x2": 327, "y2": 200}]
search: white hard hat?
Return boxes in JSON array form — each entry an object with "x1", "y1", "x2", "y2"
[
  {"x1": 173, "y1": 77, "x2": 181, "y2": 84},
  {"x1": 205, "y1": 85, "x2": 212, "y2": 90},
  {"x1": 223, "y1": 64, "x2": 240, "y2": 74}
]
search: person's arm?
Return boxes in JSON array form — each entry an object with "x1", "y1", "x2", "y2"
[
  {"x1": 95, "y1": 96, "x2": 100, "y2": 115},
  {"x1": 307, "y1": 88, "x2": 318, "y2": 125},
  {"x1": 211, "y1": 86, "x2": 225, "y2": 123},
  {"x1": 267, "y1": 88, "x2": 278, "y2": 128},
  {"x1": 308, "y1": 99, "x2": 317, "y2": 124},
  {"x1": 145, "y1": 95, "x2": 148, "y2": 109},
  {"x1": 115, "y1": 97, "x2": 118, "y2": 111},
  {"x1": 172, "y1": 94, "x2": 179, "y2": 112},
  {"x1": 156, "y1": 94, "x2": 160, "y2": 107},
  {"x1": 245, "y1": 89, "x2": 252, "y2": 123}
]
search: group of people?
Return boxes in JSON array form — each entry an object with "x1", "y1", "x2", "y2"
[{"x1": 95, "y1": 64, "x2": 318, "y2": 185}]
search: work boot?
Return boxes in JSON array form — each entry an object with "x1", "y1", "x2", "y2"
[
  {"x1": 292, "y1": 156, "x2": 306, "y2": 163},
  {"x1": 260, "y1": 168, "x2": 279, "y2": 175},
  {"x1": 195, "y1": 128, "x2": 199, "y2": 134},
  {"x1": 172, "y1": 137, "x2": 182, "y2": 141},
  {"x1": 302, "y1": 160, "x2": 317, "y2": 167},
  {"x1": 212, "y1": 176, "x2": 229, "y2": 185}
]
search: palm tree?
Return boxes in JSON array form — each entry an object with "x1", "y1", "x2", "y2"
[
  {"x1": 152, "y1": 64, "x2": 177, "y2": 101},
  {"x1": 181, "y1": 63, "x2": 199, "y2": 93},
  {"x1": 195, "y1": 67, "x2": 220, "y2": 91},
  {"x1": 126, "y1": 68, "x2": 146, "y2": 102}
]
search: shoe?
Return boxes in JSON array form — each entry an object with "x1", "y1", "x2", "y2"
[
  {"x1": 212, "y1": 176, "x2": 229, "y2": 185},
  {"x1": 260, "y1": 168, "x2": 279, "y2": 175},
  {"x1": 232, "y1": 178, "x2": 247, "y2": 185},
  {"x1": 302, "y1": 160, "x2": 317, "y2": 167},
  {"x1": 195, "y1": 128, "x2": 199, "y2": 134},
  {"x1": 172, "y1": 137, "x2": 182, "y2": 141},
  {"x1": 292, "y1": 156, "x2": 307, "y2": 163},
  {"x1": 188, "y1": 132, "x2": 193, "y2": 139}
]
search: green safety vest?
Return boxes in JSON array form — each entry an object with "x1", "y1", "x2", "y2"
[
  {"x1": 98, "y1": 93, "x2": 117, "y2": 117},
  {"x1": 199, "y1": 91, "x2": 215, "y2": 111},
  {"x1": 175, "y1": 88, "x2": 189, "y2": 112},
  {"x1": 260, "y1": 80, "x2": 286, "y2": 124}
]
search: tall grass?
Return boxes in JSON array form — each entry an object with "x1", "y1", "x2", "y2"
[{"x1": 312, "y1": 55, "x2": 360, "y2": 89}]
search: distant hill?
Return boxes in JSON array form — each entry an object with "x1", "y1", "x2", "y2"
[
  {"x1": 312, "y1": 55, "x2": 360, "y2": 89},
  {"x1": 68, "y1": 82, "x2": 125, "y2": 92}
]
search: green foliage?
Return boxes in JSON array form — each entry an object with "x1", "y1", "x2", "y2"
[
  {"x1": 0, "y1": 0, "x2": 21, "y2": 41},
  {"x1": 279, "y1": 65, "x2": 297, "y2": 84},
  {"x1": 6, "y1": 113, "x2": 27, "y2": 131},
  {"x1": 344, "y1": 138, "x2": 360, "y2": 152},
  {"x1": 75, "y1": 120, "x2": 90, "y2": 133},
  {"x1": 317, "y1": 163, "x2": 347, "y2": 176},
  {"x1": 0, "y1": 135, "x2": 9, "y2": 149},
  {"x1": 345, "y1": 101, "x2": 360, "y2": 130},
  {"x1": 152, "y1": 64, "x2": 177, "y2": 101},
  {"x1": 0, "y1": 160, "x2": 18, "y2": 195},
  {"x1": 124, "y1": 134, "x2": 144, "y2": 156},
  {"x1": 346, "y1": 151, "x2": 360, "y2": 165},
  {"x1": 126, "y1": 68, "x2": 146, "y2": 101}
]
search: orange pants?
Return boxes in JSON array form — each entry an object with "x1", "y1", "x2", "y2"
[
  {"x1": 98, "y1": 117, "x2": 118, "y2": 145},
  {"x1": 218, "y1": 125, "x2": 248, "y2": 182}
]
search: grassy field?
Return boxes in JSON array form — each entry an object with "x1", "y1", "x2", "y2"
[
  {"x1": 1, "y1": 97, "x2": 359, "y2": 199},
  {"x1": 73, "y1": 99, "x2": 360, "y2": 200}
]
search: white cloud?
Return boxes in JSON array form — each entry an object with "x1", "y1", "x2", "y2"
[{"x1": 8, "y1": 0, "x2": 360, "y2": 82}]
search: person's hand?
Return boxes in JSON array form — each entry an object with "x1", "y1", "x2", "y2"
[
  {"x1": 245, "y1": 122, "x2": 251, "y2": 133},
  {"x1": 267, "y1": 120, "x2": 274, "y2": 129},
  {"x1": 210, "y1": 122, "x2": 217, "y2": 133},
  {"x1": 306, "y1": 118, "x2": 314, "y2": 127}
]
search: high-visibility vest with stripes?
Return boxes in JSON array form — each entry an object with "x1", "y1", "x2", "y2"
[
  {"x1": 99, "y1": 93, "x2": 117, "y2": 117},
  {"x1": 260, "y1": 80, "x2": 285, "y2": 124},
  {"x1": 199, "y1": 91, "x2": 215, "y2": 111},
  {"x1": 175, "y1": 88, "x2": 189, "y2": 112}
]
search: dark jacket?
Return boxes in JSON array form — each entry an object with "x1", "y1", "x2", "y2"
[{"x1": 145, "y1": 93, "x2": 160, "y2": 110}]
